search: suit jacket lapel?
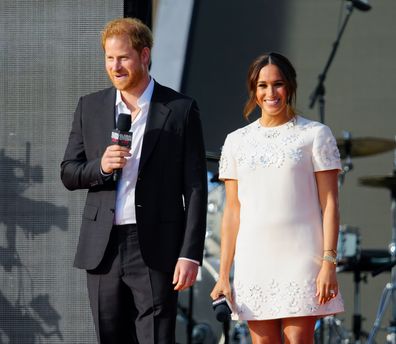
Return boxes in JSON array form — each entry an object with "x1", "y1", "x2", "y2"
[
  {"x1": 139, "y1": 83, "x2": 170, "y2": 173},
  {"x1": 98, "y1": 87, "x2": 117, "y2": 152}
]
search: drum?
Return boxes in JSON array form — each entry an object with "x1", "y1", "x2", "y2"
[
  {"x1": 337, "y1": 225, "x2": 360, "y2": 264},
  {"x1": 338, "y1": 249, "x2": 391, "y2": 273}
]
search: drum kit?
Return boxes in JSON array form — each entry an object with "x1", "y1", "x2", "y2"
[
  {"x1": 176, "y1": 134, "x2": 396, "y2": 344},
  {"x1": 333, "y1": 134, "x2": 396, "y2": 344}
]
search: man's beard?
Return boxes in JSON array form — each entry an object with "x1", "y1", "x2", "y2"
[{"x1": 110, "y1": 67, "x2": 144, "y2": 91}]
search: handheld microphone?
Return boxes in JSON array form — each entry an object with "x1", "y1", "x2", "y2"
[
  {"x1": 111, "y1": 113, "x2": 132, "y2": 182},
  {"x1": 212, "y1": 295, "x2": 232, "y2": 322}
]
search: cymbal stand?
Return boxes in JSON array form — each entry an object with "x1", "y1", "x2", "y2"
[
  {"x1": 339, "y1": 233, "x2": 366, "y2": 342},
  {"x1": 309, "y1": 1, "x2": 371, "y2": 124},
  {"x1": 367, "y1": 147, "x2": 396, "y2": 344},
  {"x1": 338, "y1": 131, "x2": 353, "y2": 188},
  {"x1": 352, "y1": 265, "x2": 367, "y2": 343},
  {"x1": 308, "y1": 2, "x2": 355, "y2": 124}
]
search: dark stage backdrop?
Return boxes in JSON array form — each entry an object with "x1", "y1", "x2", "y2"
[{"x1": 0, "y1": 1, "x2": 122, "y2": 343}]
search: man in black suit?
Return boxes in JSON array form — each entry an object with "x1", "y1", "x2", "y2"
[{"x1": 61, "y1": 18, "x2": 207, "y2": 344}]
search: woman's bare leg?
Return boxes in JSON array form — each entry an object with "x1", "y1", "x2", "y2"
[
  {"x1": 247, "y1": 319, "x2": 282, "y2": 344},
  {"x1": 282, "y1": 316, "x2": 317, "y2": 344}
]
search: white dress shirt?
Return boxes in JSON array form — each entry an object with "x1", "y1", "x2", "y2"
[{"x1": 114, "y1": 78, "x2": 154, "y2": 225}]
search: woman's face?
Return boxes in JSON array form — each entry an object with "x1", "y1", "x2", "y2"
[{"x1": 255, "y1": 64, "x2": 289, "y2": 120}]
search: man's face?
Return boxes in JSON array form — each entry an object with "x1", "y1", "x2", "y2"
[{"x1": 104, "y1": 34, "x2": 149, "y2": 92}]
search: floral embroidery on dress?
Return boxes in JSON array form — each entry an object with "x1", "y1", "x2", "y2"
[
  {"x1": 286, "y1": 281, "x2": 302, "y2": 314},
  {"x1": 219, "y1": 117, "x2": 341, "y2": 178},
  {"x1": 259, "y1": 147, "x2": 282, "y2": 168},
  {"x1": 230, "y1": 119, "x2": 304, "y2": 171},
  {"x1": 219, "y1": 152, "x2": 229, "y2": 176},
  {"x1": 288, "y1": 148, "x2": 303, "y2": 162},
  {"x1": 232, "y1": 278, "x2": 343, "y2": 319},
  {"x1": 260, "y1": 129, "x2": 281, "y2": 139},
  {"x1": 316, "y1": 135, "x2": 341, "y2": 167}
]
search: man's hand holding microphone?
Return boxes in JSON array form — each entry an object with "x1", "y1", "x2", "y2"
[{"x1": 101, "y1": 113, "x2": 132, "y2": 180}]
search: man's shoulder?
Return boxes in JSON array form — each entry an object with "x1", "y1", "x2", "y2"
[
  {"x1": 153, "y1": 81, "x2": 195, "y2": 105},
  {"x1": 81, "y1": 86, "x2": 115, "y2": 101}
]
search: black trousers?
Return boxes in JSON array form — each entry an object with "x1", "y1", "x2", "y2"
[{"x1": 86, "y1": 224, "x2": 178, "y2": 344}]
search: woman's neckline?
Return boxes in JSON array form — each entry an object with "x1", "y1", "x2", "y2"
[{"x1": 257, "y1": 115, "x2": 297, "y2": 129}]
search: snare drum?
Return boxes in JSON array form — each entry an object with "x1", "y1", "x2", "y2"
[
  {"x1": 339, "y1": 249, "x2": 391, "y2": 273},
  {"x1": 337, "y1": 225, "x2": 360, "y2": 264}
]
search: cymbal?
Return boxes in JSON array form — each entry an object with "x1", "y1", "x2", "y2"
[
  {"x1": 206, "y1": 151, "x2": 220, "y2": 162},
  {"x1": 336, "y1": 137, "x2": 396, "y2": 159},
  {"x1": 359, "y1": 175, "x2": 396, "y2": 190}
]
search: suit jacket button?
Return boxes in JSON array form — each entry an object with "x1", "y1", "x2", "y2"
[{"x1": 136, "y1": 204, "x2": 143, "y2": 208}]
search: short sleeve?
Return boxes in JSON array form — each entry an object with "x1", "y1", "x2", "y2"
[
  {"x1": 312, "y1": 125, "x2": 341, "y2": 172},
  {"x1": 218, "y1": 134, "x2": 238, "y2": 180}
]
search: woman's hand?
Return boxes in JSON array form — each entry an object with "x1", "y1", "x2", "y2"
[
  {"x1": 316, "y1": 261, "x2": 338, "y2": 304},
  {"x1": 210, "y1": 277, "x2": 232, "y2": 303}
]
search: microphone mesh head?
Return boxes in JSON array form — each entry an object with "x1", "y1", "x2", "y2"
[{"x1": 117, "y1": 113, "x2": 131, "y2": 131}]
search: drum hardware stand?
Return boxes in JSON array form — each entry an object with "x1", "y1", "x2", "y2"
[
  {"x1": 314, "y1": 315, "x2": 351, "y2": 343},
  {"x1": 367, "y1": 235, "x2": 396, "y2": 343},
  {"x1": 188, "y1": 286, "x2": 194, "y2": 344},
  {"x1": 336, "y1": 232, "x2": 368, "y2": 342},
  {"x1": 177, "y1": 286, "x2": 217, "y2": 344},
  {"x1": 222, "y1": 321, "x2": 230, "y2": 344},
  {"x1": 367, "y1": 147, "x2": 396, "y2": 344},
  {"x1": 308, "y1": 1, "x2": 370, "y2": 124},
  {"x1": 338, "y1": 131, "x2": 354, "y2": 188},
  {"x1": 352, "y1": 263, "x2": 368, "y2": 343},
  {"x1": 231, "y1": 322, "x2": 250, "y2": 344},
  {"x1": 177, "y1": 294, "x2": 195, "y2": 344},
  {"x1": 346, "y1": 227, "x2": 367, "y2": 343}
]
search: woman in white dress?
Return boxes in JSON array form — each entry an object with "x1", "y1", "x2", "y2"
[{"x1": 210, "y1": 52, "x2": 344, "y2": 343}]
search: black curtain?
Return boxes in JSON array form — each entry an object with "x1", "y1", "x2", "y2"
[{"x1": 124, "y1": 0, "x2": 152, "y2": 28}]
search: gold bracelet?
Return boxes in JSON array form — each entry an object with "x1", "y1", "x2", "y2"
[
  {"x1": 324, "y1": 249, "x2": 337, "y2": 256},
  {"x1": 323, "y1": 255, "x2": 337, "y2": 265}
]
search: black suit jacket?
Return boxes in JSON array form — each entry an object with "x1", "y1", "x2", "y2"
[{"x1": 61, "y1": 81, "x2": 207, "y2": 272}]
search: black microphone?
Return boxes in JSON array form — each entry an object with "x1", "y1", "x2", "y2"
[
  {"x1": 111, "y1": 113, "x2": 132, "y2": 182},
  {"x1": 349, "y1": 0, "x2": 371, "y2": 11},
  {"x1": 212, "y1": 295, "x2": 232, "y2": 322}
]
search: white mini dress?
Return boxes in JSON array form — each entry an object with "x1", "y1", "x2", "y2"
[{"x1": 219, "y1": 115, "x2": 344, "y2": 320}]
